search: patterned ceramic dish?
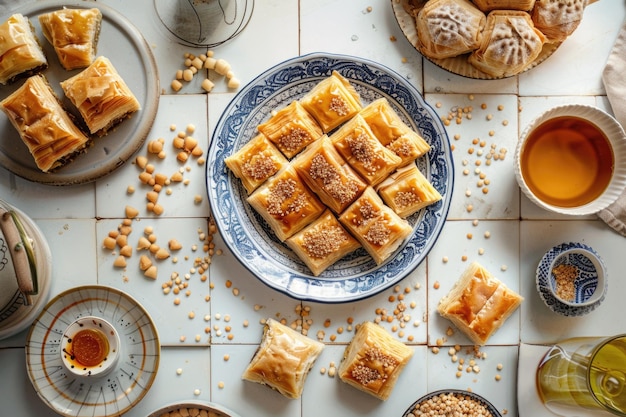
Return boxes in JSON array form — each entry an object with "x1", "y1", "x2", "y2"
[
  {"x1": 25, "y1": 285, "x2": 160, "y2": 417},
  {"x1": 206, "y1": 52, "x2": 453, "y2": 303},
  {"x1": 147, "y1": 400, "x2": 242, "y2": 417},
  {"x1": 536, "y1": 242, "x2": 607, "y2": 316},
  {"x1": 402, "y1": 389, "x2": 502, "y2": 417}
]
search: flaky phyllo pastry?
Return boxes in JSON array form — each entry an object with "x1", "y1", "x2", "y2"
[
  {"x1": 0, "y1": 75, "x2": 89, "y2": 172},
  {"x1": 377, "y1": 164, "x2": 442, "y2": 218},
  {"x1": 0, "y1": 14, "x2": 47, "y2": 85},
  {"x1": 468, "y1": 10, "x2": 546, "y2": 78},
  {"x1": 225, "y1": 134, "x2": 288, "y2": 194},
  {"x1": 339, "y1": 187, "x2": 413, "y2": 265},
  {"x1": 531, "y1": 0, "x2": 587, "y2": 43},
  {"x1": 330, "y1": 114, "x2": 402, "y2": 186},
  {"x1": 437, "y1": 262, "x2": 523, "y2": 345},
  {"x1": 286, "y1": 209, "x2": 361, "y2": 276},
  {"x1": 300, "y1": 70, "x2": 362, "y2": 132},
  {"x1": 247, "y1": 165, "x2": 325, "y2": 242},
  {"x1": 39, "y1": 8, "x2": 102, "y2": 70},
  {"x1": 359, "y1": 98, "x2": 430, "y2": 166},
  {"x1": 292, "y1": 135, "x2": 367, "y2": 214},
  {"x1": 416, "y1": 0, "x2": 486, "y2": 59},
  {"x1": 338, "y1": 321, "x2": 413, "y2": 401},
  {"x1": 61, "y1": 56, "x2": 140, "y2": 136},
  {"x1": 257, "y1": 101, "x2": 323, "y2": 159},
  {"x1": 242, "y1": 318, "x2": 324, "y2": 399}
]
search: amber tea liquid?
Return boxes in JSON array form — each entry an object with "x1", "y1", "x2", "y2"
[
  {"x1": 537, "y1": 336, "x2": 626, "y2": 416},
  {"x1": 521, "y1": 116, "x2": 613, "y2": 207}
]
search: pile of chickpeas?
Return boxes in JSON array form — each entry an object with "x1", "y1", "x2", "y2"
[{"x1": 406, "y1": 392, "x2": 495, "y2": 417}]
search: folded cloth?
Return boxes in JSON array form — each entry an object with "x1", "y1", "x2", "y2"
[{"x1": 598, "y1": 19, "x2": 626, "y2": 236}]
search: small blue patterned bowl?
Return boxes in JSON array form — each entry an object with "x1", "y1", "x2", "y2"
[{"x1": 536, "y1": 242, "x2": 607, "y2": 316}]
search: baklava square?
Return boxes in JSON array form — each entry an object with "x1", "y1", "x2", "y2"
[
  {"x1": 242, "y1": 318, "x2": 324, "y2": 399},
  {"x1": 61, "y1": 56, "x2": 140, "y2": 136},
  {"x1": 0, "y1": 14, "x2": 47, "y2": 85},
  {"x1": 0, "y1": 75, "x2": 89, "y2": 172},
  {"x1": 300, "y1": 71, "x2": 362, "y2": 133},
  {"x1": 339, "y1": 187, "x2": 413, "y2": 265},
  {"x1": 225, "y1": 134, "x2": 288, "y2": 194},
  {"x1": 330, "y1": 114, "x2": 402, "y2": 186},
  {"x1": 286, "y1": 209, "x2": 361, "y2": 276},
  {"x1": 338, "y1": 321, "x2": 413, "y2": 401},
  {"x1": 257, "y1": 101, "x2": 323, "y2": 159},
  {"x1": 292, "y1": 136, "x2": 367, "y2": 214},
  {"x1": 247, "y1": 165, "x2": 325, "y2": 242},
  {"x1": 376, "y1": 164, "x2": 442, "y2": 218},
  {"x1": 437, "y1": 262, "x2": 524, "y2": 345},
  {"x1": 359, "y1": 98, "x2": 430, "y2": 166}
]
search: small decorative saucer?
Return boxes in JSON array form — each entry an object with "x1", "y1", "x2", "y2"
[{"x1": 536, "y1": 242, "x2": 607, "y2": 317}]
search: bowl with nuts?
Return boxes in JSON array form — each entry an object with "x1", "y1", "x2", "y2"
[
  {"x1": 536, "y1": 242, "x2": 607, "y2": 316},
  {"x1": 402, "y1": 389, "x2": 502, "y2": 417},
  {"x1": 147, "y1": 400, "x2": 242, "y2": 417}
]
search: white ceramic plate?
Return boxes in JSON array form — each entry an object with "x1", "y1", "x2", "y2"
[
  {"x1": 0, "y1": 0, "x2": 159, "y2": 185},
  {"x1": 147, "y1": 400, "x2": 242, "y2": 417},
  {"x1": 206, "y1": 52, "x2": 453, "y2": 303},
  {"x1": 390, "y1": 0, "x2": 560, "y2": 79},
  {"x1": 25, "y1": 285, "x2": 160, "y2": 417}
]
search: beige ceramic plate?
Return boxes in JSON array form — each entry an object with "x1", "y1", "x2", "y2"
[
  {"x1": 390, "y1": 0, "x2": 561, "y2": 79},
  {"x1": 0, "y1": 0, "x2": 159, "y2": 185}
]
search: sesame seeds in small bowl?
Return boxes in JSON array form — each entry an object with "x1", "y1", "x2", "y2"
[
  {"x1": 536, "y1": 242, "x2": 607, "y2": 316},
  {"x1": 402, "y1": 389, "x2": 502, "y2": 417}
]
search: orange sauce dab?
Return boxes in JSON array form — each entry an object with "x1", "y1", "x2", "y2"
[{"x1": 68, "y1": 328, "x2": 109, "y2": 367}]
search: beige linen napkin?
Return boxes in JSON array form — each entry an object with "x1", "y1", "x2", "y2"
[{"x1": 598, "y1": 19, "x2": 626, "y2": 236}]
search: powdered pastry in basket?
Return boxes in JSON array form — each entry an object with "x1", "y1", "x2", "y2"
[
  {"x1": 468, "y1": 10, "x2": 546, "y2": 78},
  {"x1": 0, "y1": 75, "x2": 89, "y2": 173},
  {"x1": 61, "y1": 56, "x2": 140, "y2": 136},
  {"x1": 242, "y1": 318, "x2": 324, "y2": 399},
  {"x1": 0, "y1": 14, "x2": 47, "y2": 85},
  {"x1": 531, "y1": 0, "x2": 587, "y2": 43},
  {"x1": 416, "y1": 0, "x2": 486, "y2": 59},
  {"x1": 38, "y1": 8, "x2": 102, "y2": 70},
  {"x1": 471, "y1": 0, "x2": 536, "y2": 12},
  {"x1": 338, "y1": 321, "x2": 414, "y2": 400}
]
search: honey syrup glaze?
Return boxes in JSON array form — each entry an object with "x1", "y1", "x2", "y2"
[
  {"x1": 64, "y1": 327, "x2": 110, "y2": 370},
  {"x1": 521, "y1": 116, "x2": 614, "y2": 208}
]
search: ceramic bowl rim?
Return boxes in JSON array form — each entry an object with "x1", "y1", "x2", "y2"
[{"x1": 514, "y1": 104, "x2": 626, "y2": 216}]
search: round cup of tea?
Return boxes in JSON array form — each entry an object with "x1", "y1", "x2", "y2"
[
  {"x1": 61, "y1": 316, "x2": 120, "y2": 378},
  {"x1": 514, "y1": 104, "x2": 626, "y2": 215}
]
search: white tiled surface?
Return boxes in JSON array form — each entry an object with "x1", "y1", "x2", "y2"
[{"x1": 0, "y1": 1, "x2": 625, "y2": 417}]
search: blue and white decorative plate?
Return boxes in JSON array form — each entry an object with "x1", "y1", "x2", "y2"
[
  {"x1": 536, "y1": 242, "x2": 607, "y2": 316},
  {"x1": 206, "y1": 52, "x2": 453, "y2": 303}
]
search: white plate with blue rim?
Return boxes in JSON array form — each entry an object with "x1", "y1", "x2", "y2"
[{"x1": 206, "y1": 52, "x2": 453, "y2": 303}]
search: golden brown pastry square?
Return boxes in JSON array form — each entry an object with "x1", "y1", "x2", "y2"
[
  {"x1": 0, "y1": 14, "x2": 47, "y2": 85},
  {"x1": 38, "y1": 8, "x2": 102, "y2": 70},
  {"x1": 377, "y1": 164, "x2": 442, "y2": 218},
  {"x1": 300, "y1": 71, "x2": 362, "y2": 133},
  {"x1": 468, "y1": 10, "x2": 546, "y2": 77},
  {"x1": 247, "y1": 165, "x2": 325, "y2": 242},
  {"x1": 225, "y1": 134, "x2": 288, "y2": 194},
  {"x1": 359, "y1": 98, "x2": 430, "y2": 166},
  {"x1": 330, "y1": 114, "x2": 402, "y2": 186},
  {"x1": 242, "y1": 318, "x2": 324, "y2": 399},
  {"x1": 257, "y1": 101, "x2": 323, "y2": 159},
  {"x1": 338, "y1": 321, "x2": 414, "y2": 401},
  {"x1": 61, "y1": 56, "x2": 141, "y2": 136},
  {"x1": 0, "y1": 75, "x2": 89, "y2": 173},
  {"x1": 339, "y1": 187, "x2": 413, "y2": 265},
  {"x1": 437, "y1": 262, "x2": 523, "y2": 345},
  {"x1": 416, "y1": 0, "x2": 486, "y2": 59},
  {"x1": 286, "y1": 209, "x2": 361, "y2": 276},
  {"x1": 292, "y1": 136, "x2": 367, "y2": 214}
]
